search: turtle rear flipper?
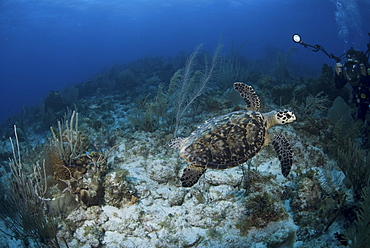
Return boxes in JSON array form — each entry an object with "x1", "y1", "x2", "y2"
[
  {"x1": 233, "y1": 82, "x2": 261, "y2": 111},
  {"x1": 181, "y1": 164, "x2": 207, "y2": 187},
  {"x1": 271, "y1": 134, "x2": 293, "y2": 177}
]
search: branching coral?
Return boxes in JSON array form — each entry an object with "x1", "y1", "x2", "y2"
[
  {"x1": 291, "y1": 91, "x2": 331, "y2": 117},
  {"x1": 48, "y1": 111, "x2": 116, "y2": 207},
  {"x1": 0, "y1": 126, "x2": 59, "y2": 246},
  {"x1": 129, "y1": 83, "x2": 169, "y2": 132},
  {"x1": 169, "y1": 42, "x2": 221, "y2": 137},
  {"x1": 50, "y1": 110, "x2": 86, "y2": 166}
]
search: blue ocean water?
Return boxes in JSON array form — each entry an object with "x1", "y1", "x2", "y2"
[{"x1": 0, "y1": 0, "x2": 369, "y2": 123}]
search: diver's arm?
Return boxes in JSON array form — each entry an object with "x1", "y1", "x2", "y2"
[
  {"x1": 360, "y1": 63, "x2": 367, "y2": 76},
  {"x1": 334, "y1": 63, "x2": 347, "y2": 89}
]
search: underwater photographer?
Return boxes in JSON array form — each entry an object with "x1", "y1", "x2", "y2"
[
  {"x1": 335, "y1": 48, "x2": 370, "y2": 121},
  {"x1": 293, "y1": 33, "x2": 370, "y2": 122}
]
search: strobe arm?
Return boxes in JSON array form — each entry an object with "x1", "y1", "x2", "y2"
[{"x1": 292, "y1": 33, "x2": 343, "y2": 62}]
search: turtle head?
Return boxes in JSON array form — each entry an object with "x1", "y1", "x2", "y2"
[{"x1": 275, "y1": 110, "x2": 296, "y2": 124}]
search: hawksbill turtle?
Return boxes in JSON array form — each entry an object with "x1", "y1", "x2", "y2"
[{"x1": 170, "y1": 82, "x2": 296, "y2": 187}]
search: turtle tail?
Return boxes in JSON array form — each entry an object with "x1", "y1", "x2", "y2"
[
  {"x1": 271, "y1": 134, "x2": 293, "y2": 177},
  {"x1": 168, "y1": 137, "x2": 184, "y2": 149}
]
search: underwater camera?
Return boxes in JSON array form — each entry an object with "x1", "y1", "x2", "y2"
[
  {"x1": 343, "y1": 49, "x2": 368, "y2": 85},
  {"x1": 343, "y1": 60, "x2": 360, "y2": 85}
]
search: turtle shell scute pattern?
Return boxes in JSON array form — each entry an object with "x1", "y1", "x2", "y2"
[{"x1": 180, "y1": 110, "x2": 266, "y2": 169}]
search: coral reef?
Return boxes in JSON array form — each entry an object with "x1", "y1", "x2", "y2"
[
  {"x1": 0, "y1": 48, "x2": 368, "y2": 247},
  {"x1": 47, "y1": 112, "x2": 106, "y2": 207}
]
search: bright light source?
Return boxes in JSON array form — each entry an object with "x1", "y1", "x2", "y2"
[{"x1": 292, "y1": 34, "x2": 302, "y2": 43}]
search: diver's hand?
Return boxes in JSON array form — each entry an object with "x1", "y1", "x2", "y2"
[{"x1": 335, "y1": 63, "x2": 343, "y2": 75}]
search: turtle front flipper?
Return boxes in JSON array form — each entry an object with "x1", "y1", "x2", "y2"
[
  {"x1": 181, "y1": 163, "x2": 207, "y2": 187},
  {"x1": 233, "y1": 82, "x2": 261, "y2": 111},
  {"x1": 271, "y1": 134, "x2": 293, "y2": 177}
]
